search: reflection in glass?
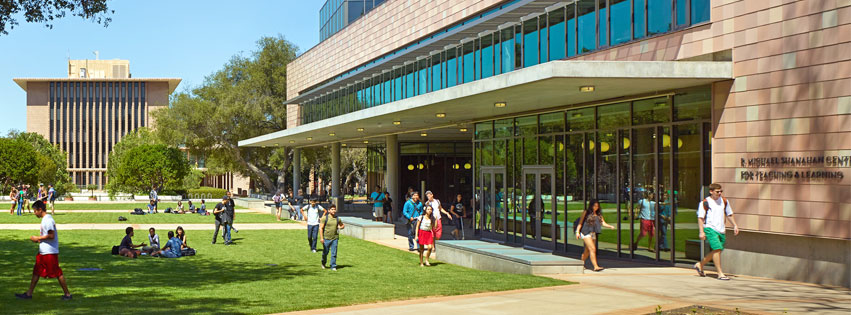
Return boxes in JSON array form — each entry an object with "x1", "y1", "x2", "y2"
[
  {"x1": 611, "y1": 0, "x2": 631, "y2": 45},
  {"x1": 481, "y1": 34, "x2": 494, "y2": 79},
  {"x1": 631, "y1": 127, "x2": 657, "y2": 259},
  {"x1": 633, "y1": 97, "x2": 670, "y2": 125},
  {"x1": 577, "y1": 0, "x2": 596, "y2": 53},
  {"x1": 548, "y1": 8, "x2": 565, "y2": 60},
  {"x1": 634, "y1": 0, "x2": 646, "y2": 39},
  {"x1": 566, "y1": 3, "x2": 577, "y2": 57},
  {"x1": 692, "y1": 0, "x2": 710, "y2": 24},
  {"x1": 523, "y1": 18, "x2": 539, "y2": 67},
  {"x1": 501, "y1": 28, "x2": 515, "y2": 73},
  {"x1": 598, "y1": 0, "x2": 608, "y2": 47},
  {"x1": 648, "y1": 0, "x2": 672, "y2": 35}
]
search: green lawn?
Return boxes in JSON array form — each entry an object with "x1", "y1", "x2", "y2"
[
  {"x1": 1, "y1": 203, "x2": 247, "y2": 210},
  {"x1": 0, "y1": 213, "x2": 292, "y2": 224},
  {"x1": 0, "y1": 230, "x2": 569, "y2": 314}
]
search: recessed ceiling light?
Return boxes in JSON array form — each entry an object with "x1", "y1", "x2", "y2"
[
  {"x1": 357, "y1": 128, "x2": 365, "y2": 132},
  {"x1": 494, "y1": 102, "x2": 507, "y2": 108},
  {"x1": 306, "y1": 137, "x2": 313, "y2": 141},
  {"x1": 420, "y1": 133, "x2": 428, "y2": 137},
  {"x1": 289, "y1": 140, "x2": 295, "y2": 144},
  {"x1": 459, "y1": 128, "x2": 468, "y2": 132},
  {"x1": 274, "y1": 143, "x2": 279, "y2": 146},
  {"x1": 579, "y1": 86, "x2": 595, "y2": 92},
  {"x1": 341, "y1": 143, "x2": 347, "y2": 147},
  {"x1": 393, "y1": 121, "x2": 401, "y2": 125},
  {"x1": 262, "y1": 145, "x2": 266, "y2": 148},
  {"x1": 435, "y1": 113, "x2": 446, "y2": 118},
  {"x1": 329, "y1": 132, "x2": 336, "y2": 136},
  {"x1": 363, "y1": 140, "x2": 369, "y2": 144}
]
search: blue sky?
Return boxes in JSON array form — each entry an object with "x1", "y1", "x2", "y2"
[{"x1": 0, "y1": 0, "x2": 322, "y2": 135}]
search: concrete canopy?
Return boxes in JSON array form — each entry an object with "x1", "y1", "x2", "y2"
[{"x1": 239, "y1": 60, "x2": 732, "y2": 148}]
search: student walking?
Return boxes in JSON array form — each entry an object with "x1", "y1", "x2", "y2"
[
  {"x1": 633, "y1": 192, "x2": 657, "y2": 252},
  {"x1": 9, "y1": 187, "x2": 18, "y2": 215},
  {"x1": 149, "y1": 186, "x2": 159, "y2": 213},
  {"x1": 694, "y1": 183, "x2": 739, "y2": 280},
  {"x1": 382, "y1": 192, "x2": 393, "y2": 223},
  {"x1": 15, "y1": 201, "x2": 72, "y2": 300},
  {"x1": 212, "y1": 196, "x2": 228, "y2": 244},
  {"x1": 402, "y1": 192, "x2": 424, "y2": 251},
  {"x1": 287, "y1": 189, "x2": 305, "y2": 221},
  {"x1": 302, "y1": 198, "x2": 326, "y2": 252},
  {"x1": 415, "y1": 205, "x2": 436, "y2": 266},
  {"x1": 424, "y1": 191, "x2": 453, "y2": 251},
  {"x1": 222, "y1": 195, "x2": 235, "y2": 245},
  {"x1": 273, "y1": 191, "x2": 284, "y2": 221},
  {"x1": 17, "y1": 185, "x2": 26, "y2": 216},
  {"x1": 574, "y1": 199, "x2": 615, "y2": 272},
  {"x1": 319, "y1": 205, "x2": 344, "y2": 271},
  {"x1": 449, "y1": 194, "x2": 466, "y2": 239},
  {"x1": 47, "y1": 184, "x2": 56, "y2": 215},
  {"x1": 370, "y1": 185, "x2": 385, "y2": 222}
]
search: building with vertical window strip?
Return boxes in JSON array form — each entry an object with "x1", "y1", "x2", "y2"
[
  {"x1": 241, "y1": 0, "x2": 848, "y2": 287},
  {"x1": 15, "y1": 59, "x2": 180, "y2": 189}
]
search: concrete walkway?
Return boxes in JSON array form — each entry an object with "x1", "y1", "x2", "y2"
[
  {"x1": 0, "y1": 223, "x2": 304, "y2": 230},
  {"x1": 285, "y1": 263, "x2": 851, "y2": 315}
]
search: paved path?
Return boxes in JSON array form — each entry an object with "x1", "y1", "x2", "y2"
[
  {"x1": 284, "y1": 264, "x2": 851, "y2": 315},
  {"x1": 0, "y1": 223, "x2": 304, "y2": 230}
]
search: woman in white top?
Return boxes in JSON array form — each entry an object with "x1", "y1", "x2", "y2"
[
  {"x1": 424, "y1": 191, "x2": 454, "y2": 243},
  {"x1": 415, "y1": 205, "x2": 436, "y2": 266}
]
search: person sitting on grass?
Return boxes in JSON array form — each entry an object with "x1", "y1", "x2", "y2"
[
  {"x1": 147, "y1": 199, "x2": 157, "y2": 214},
  {"x1": 197, "y1": 199, "x2": 208, "y2": 215},
  {"x1": 187, "y1": 201, "x2": 196, "y2": 214},
  {"x1": 176, "y1": 201, "x2": 185, "y2": 214},
  {"x1": 118, "y1": 227, "x2": 147, "y2": 258},
  {"x1": 176, "y1": 226, "x2": 190, "y2": 249},
  {"x1": 154, "y1": 231, "x2": 183, "y2": 259},
  {"x1": 141, "y1": 227, "x2": 160, "y2": 254}
]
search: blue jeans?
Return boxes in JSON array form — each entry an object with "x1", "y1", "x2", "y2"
[
  {"x1": 659, "y1": 222, "x2": 669, "y2": 250},
  {"x1": 16, "y1": 201, "x2": 22, "y2": 216},
  {"x1": 322, "y1": 239, "x2": 338, "y2": 268},
  {"x1": 307, "y1": 225, "x2": 319, "y2": 251},
  {"x1": 407, "y1": 218, "x2": 418, "y2": 250},
  {"x1": 224, "y1": 222, "x2": 233, "y2": 243}
]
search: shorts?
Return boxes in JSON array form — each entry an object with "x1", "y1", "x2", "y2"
[
  {"x1": 417, "y1": 229, "x2": 434, "y2": 245},
  {"x1": 373, "y1": 205, "x2": 384, "y2": 218},
  {"x1": 433, "y1": 219, "x2": 443, "y2": 240},
  {"x1": 33, "y1": 254, "x2": 63, "y2": 278},
  {"x1": 704, "y1": 227, "x2": 726, "y2": 251},
  {"x1": 275, "y1": 202, "x2": 282, "y2": 208},
  {"x1": 579, "y1": 232, "x2": 595, "y2": 239},
  {"x1": 639, "y1": 219, "x2": 655, "y2": 237},
  {"x1": 452, "y1": 217, "x2": 462, "y2": 230}
]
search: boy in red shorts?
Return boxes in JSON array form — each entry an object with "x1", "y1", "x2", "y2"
[{"x1": 15, "y1": 200, "x2": 72, "y2": 300}]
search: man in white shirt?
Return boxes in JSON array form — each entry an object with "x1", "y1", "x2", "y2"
[
  {"x1": 694, "y1": 183, "x2": 739, "y2": 281},
  {"x1": 302, "y1": 198, "x2": 326, "y2": 252},
  {"x1": 15, "y1": 200, "x2": 72, "y2": 300}
]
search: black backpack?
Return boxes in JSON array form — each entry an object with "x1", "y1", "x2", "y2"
[
  {"x1": 165, "y1": 207, "x2": 173, "y2": 213},
  {"x1": 118, "y1": 216, "x2": 127, "y2": 221},
  {"x1": 111, "y1": 245, "x2": 120, "y2": 255},
  {"x1": 181, "y1": 248, "x2": 196, "y2": 256}
]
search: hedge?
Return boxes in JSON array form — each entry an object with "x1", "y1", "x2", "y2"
[{"x1": 186, "y1": 187, "x2": 227, "y2": 199}]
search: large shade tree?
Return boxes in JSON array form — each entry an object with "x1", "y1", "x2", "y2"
[
  {"x1": 154, "y1": 35, "x2": 298, "y2": 193},
  {"x1": 0, "y1": 138, "x2": 39, "y2": 192},
  {"x1": 6, "y1": 131, "x2": 71, "y2": 195},
  {"x1": 107, "y1": 144, "x2": 190, "y2": 195},
  {"x1": 0, "y1": 0, "x2": 113, "y2": 35}
]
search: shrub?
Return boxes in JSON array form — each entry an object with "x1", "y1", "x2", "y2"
[{"x1": 186, "y1": 187, "x2": 227, "y2": 199}]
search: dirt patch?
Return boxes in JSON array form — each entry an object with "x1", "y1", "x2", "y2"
[{"x1": 649, "y1": 305, "x2": 756, "y2": 315}]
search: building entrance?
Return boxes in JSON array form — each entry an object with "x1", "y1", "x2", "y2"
[{"x1": 520, "y1": 166, "x2": 557, "y2": 250}]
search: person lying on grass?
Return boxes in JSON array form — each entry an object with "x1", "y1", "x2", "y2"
[
  {"x1": 153, "y1": 231, "x2": 183, "y2": 259},
  {"x1": 118, "y1": 227, "x2": 147, "y2": 258}
]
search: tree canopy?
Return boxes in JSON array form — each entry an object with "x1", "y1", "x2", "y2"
[
  {"x1": 0, "y1": 138, "x2": 39, "y2": 191},
  {"x1": 106, "y1": 144, "x2": 190, "y2": 195},
  {"x1": 0, "y1": 0, "x2": 113, "y2": 35},
  {"x1": 154, "y1": 35, "x2": 298, "y2": 193}
]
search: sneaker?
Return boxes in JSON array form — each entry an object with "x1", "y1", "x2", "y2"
[
  {"x1": 15, "y1": 293, "x2": 32, "y2": 300},
  {"x1": 212, "y1": 241, "x2": 216, "y2": 244},
  {"x1": 321, "y1": 264, "x2": 326, "y2": 269},
  {"x1": 61, "y1": 294, "x2": 72, "y2": 301},
  {"x1": 331, "y1": 268, "x2": 337, "y2": 271},
  {"x1": 312, "y1": 249, "x2": 317, "y2": 253}
]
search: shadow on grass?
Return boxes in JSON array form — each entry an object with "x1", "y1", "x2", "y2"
[{"x1": 0, "y1": 236, "x2": 315, "y2": 314}]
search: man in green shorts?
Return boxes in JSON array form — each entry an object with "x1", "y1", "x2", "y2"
[{"x1": 694, "y1": 183, "x2": 739, "y2": 280}]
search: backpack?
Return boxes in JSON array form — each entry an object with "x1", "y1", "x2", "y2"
[
  {"x1": 118, "y1": 216, "x2": 127, "y2": 221},
  {"x1": 111, "y1": 245, "x2": 120, "y2": 255},
  {"x1": 165, "y1": 207, "x2": 173, "y2": 213},
  {"x1": 181, "y1": 248, "x2": 196, "y2": 256}
]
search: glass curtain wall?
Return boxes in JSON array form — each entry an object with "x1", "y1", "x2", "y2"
[
  {"x1": 474, "y1": 86, "x2": 711, "y2": 264},
  {"x1": 300, "y1": 0, "x2": 712, "y2": 125}
]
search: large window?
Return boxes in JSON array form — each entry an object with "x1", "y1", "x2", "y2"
[
  {"x1": 548, "y1": 8, "x2": 566, "y2": 60},
  {"x1": 648, "y1": 0, "x2": 672, "y2": 35},
  {"x1": 577, "y1": 0, "x2": 596, "y2": 54},
  {"x1": 610, "y1": 0, "x2": 631, "y2": 45},
  {"x1": 523, "y1": 18, "x2": 539, "y2": 67}
]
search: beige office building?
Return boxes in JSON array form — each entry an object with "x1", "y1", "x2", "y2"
[{"x1": 15, "y1": 59, "x2": 181, "y2": 189}]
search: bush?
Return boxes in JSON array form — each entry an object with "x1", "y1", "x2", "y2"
[{"x1": 186, "y1": 187, "x2": 227, "y2": 199}]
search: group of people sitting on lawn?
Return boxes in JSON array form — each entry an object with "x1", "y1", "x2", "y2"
[
  {"x1": 146, "y1": 199, "x2": 208, "y2": 215},
  {"x1": 118, "y1": 226, "x2": 191, "y2": 258}
]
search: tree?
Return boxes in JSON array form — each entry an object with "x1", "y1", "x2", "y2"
[
  {"x1": 107, "y1": 144, "x2": 190, "y2": 195},
  {"x1": 154, "y1": 35, "x2": 298, "y2": 193},
  {"x1": 0, "y1": 138, "x2": 39, "y2": 192},
  {"x1": 0, "y1": 0, "x2": 113, "y2": 35},
  {"x1": 6, "y1": 131, "x2": 71, "y2": 196}
]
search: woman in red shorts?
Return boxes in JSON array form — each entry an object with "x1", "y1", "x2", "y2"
[{"x1": 415, "y1": 205, "x2": 436, "y2": 266}]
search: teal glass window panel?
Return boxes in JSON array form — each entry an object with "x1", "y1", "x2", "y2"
[
  {"x1": 523, "y1": 19, "x2": 538, "y2": 67},
  {"x1": 501, "y1": 29, "x2": 515, "y2": 73},
  {"x1": 577, "y1": 0, "x2": 596, "y2": 54},
  {"x1": 463, "y1": 42, "x2": 475, "y2": 83},
  {"x1": 598, "y1": 0, "x2": 608, "y2": 47},
  {"x1": 634, "y1": 0, "x2": 646, "y2": 39},
  {"x1": 567, "y1": 4, "x2": 576, "y2": 56},
  {"x1": 610, "y1": 0, "x2": 631, "y2": 45},
  {"x1": 648, "y1": 0, "x2": 672, "y2": 35},
  {"x1": 691, "y1": 0, "x2": 710, "y2": 23},
  {"x1": 676, "y1": 0, "x2": 688, "y2": 27},
  {"x1": 539, "y1": 17, "x2": 548, "y2": 62},
  {"x1": 548, "y1": 8, "x2": 566, "y2": 60},
  {"x1": 482, "y1": 34, "x2": 494, "y2": 78}
]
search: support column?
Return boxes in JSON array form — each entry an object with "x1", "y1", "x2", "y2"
[
  {"x1": 385, "y1": 135, "x2": 399, "y2": 219},
  {"x1": 293, "y1": 148, "x2": 301, "y2": 197},
  {"x1": 331, "y1": 142, "x2": 342, "y2": 210}
]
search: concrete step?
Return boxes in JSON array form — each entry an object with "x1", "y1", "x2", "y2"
[{"x1": 435, "y1": 240, "x2": 585, "y2": 275}]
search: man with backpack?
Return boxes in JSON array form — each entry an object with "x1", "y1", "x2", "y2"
[
  {"x1": 319, "y1": 205, "x2": 344, "y2": 271},
  {"x1": 149, "y1": 185, "x2": 159, "y2": 213},
  {"x1": 694, "y1": 183, "x2": 739, "y2": 281},
  {"x1": 302, "y1": 197, "x2": 326, "y2": 252},
  {"x1": 47, "y1": 184, "x2": 56, "y2": 215}
]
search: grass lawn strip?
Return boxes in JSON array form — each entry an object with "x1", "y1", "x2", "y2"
[
  {"x1": 0, "y1": 203, "x2": 248, "y2": 210},
  {"x1": 0, "y1": 213, "x2": 294, "y2": 224},
  {"x1": 0, "y1": 230, "x2": 569, "y2": 314}
]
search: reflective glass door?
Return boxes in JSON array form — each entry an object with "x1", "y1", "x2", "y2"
[
  {"x1": 479, "y1": 166, "x2": 507, "y2": 242},
  {"x1": 521, "y1": 165, "x2": 556, "y2": 250}
]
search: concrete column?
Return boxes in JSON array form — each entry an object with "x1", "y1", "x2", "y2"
[
  {"x1": 293, "y1": 148, "x2": 301, "y2": 197},
  {"x1": 385, "y1": 134, "x2": 399, "y2": 219},
  {"x1": 331, "y1": 142, "x2": 342, "y2": 210}
]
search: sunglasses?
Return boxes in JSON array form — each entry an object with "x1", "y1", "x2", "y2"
[{"x1": 712, "y1": 190, "x2": 723, "y2": 193}]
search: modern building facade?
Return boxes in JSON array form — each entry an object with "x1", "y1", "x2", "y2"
[{"x1": 242, "y1": 0, "x2": 851, "y2": 287}]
